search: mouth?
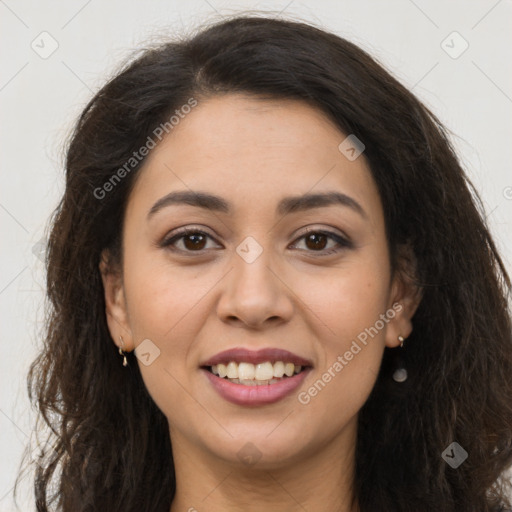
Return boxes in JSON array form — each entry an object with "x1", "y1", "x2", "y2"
[
  {"x1": 200, "y1": 347, "x2": 313, "y2": 405},
  {"x1": 200, "y1": 347, "x2": 313, "y2": 386},
  {"x1": 202, "y1": 361, "x2": 309, "y2": 386}
]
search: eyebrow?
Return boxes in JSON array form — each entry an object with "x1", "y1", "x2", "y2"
[{"x1": 147, "y1": 190, "x2": 367, "y2": 220}]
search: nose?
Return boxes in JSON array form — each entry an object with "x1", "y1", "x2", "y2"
[{"x1": 216, "y1": 245, "x2": 294, "y2": 329}]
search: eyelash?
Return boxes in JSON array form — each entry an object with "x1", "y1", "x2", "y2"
[{"x1": 160, "y1": 226, "x2": 353, "y2": 256}]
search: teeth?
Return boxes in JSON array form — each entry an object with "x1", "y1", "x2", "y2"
[
  {"x1": 226, "y1": 361, "x2": 237, "y2": 379},
  {"x1": 217, "y1": 364, "x2": 227, "y2": 378},
  {"x1": 273, "y1": 361, "x2": 285, "y2": 378},
  {"x1": 255, "y1": 362, "x2": 274, "y2": 380},
  {"x1": 232, "y1": 378, "x2": 283, "y2": 386},
  {"x1": 284, "y1": 362, "x2": 295, "y2": 377},
  {"x1": 210, "y1": 361, "x2": 304, "y2": 381},
  {"x1": 238, "y1": 362, "x2": 255, "y2": 380}
]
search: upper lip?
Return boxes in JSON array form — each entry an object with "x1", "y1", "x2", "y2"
[{"x1": 201, "y1": 347, "x2": 313, "y2": 367}]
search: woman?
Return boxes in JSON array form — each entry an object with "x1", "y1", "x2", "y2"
[{"x1": 16, "y1": 15, "x2": 512, "y2": 512}]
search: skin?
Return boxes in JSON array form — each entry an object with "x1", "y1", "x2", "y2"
[{"x1": 101, "y1": 94, "x2": 420, "y2": 512}]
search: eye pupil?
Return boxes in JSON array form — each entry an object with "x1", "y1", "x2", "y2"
[
  {"x1": 305, "y1": 233, "x2": 327, "y2": 250},
  {"x1": 184, "y1": 233, "x2": 206, "y2": 250}
]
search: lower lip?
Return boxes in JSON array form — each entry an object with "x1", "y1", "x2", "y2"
[{"x1": 202, "y1": 368, "x2": 312, "y2": 406}]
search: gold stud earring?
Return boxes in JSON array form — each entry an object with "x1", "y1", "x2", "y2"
[{"x1": 119, "y1": 336, "x2": 128, "y2": 367}]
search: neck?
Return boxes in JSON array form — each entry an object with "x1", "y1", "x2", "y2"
[{"x1": 169, "y1": 417, "x2": 359, "y2": 512}]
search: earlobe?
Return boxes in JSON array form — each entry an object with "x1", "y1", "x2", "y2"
[
  {"x1": 385, "y1": 246, "x2": 423, "y2": 348},
  {"x1": 99, "y1": 250, "x2": 133, "y2": 351}
]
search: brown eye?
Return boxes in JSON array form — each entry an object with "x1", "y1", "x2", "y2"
[
  {"x1": 182, "y1": 233, "x2": 207, "y2": 250},
  {"x1": 292, "y1": 229, "x2": 352, "y2": 255},
  {"x1": 304, "y1": 233, "x2": 328, "y2": 251},
  {"x1": 161, "y1": 229, "x2": 221, "y2": 253}
]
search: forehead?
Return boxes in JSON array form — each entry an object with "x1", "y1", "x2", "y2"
[{"x1": 127, "y1": 94, "x2": 381, "y2": 222}]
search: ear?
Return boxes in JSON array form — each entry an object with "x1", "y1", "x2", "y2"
[
  {"x1": 99, "y1": 249, "x2": 134, "y2": 352},
  {"x1": 384, "y1": 244, "x2": 422, "y2": 348}
]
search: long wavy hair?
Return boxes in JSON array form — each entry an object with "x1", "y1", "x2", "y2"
[{"x1": 14, "y1": 14, "x2": 512, "y2": 512}]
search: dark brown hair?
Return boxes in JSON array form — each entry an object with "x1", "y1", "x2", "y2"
[{"x1": 14, "y1": 14, "x2": 512, "y2": 512}]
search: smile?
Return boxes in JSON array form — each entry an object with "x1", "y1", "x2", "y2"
[
  {"x1": 202, "y1": 366, "x2": 311, "y2": 406},
  {"x1": 208, "y1": 361, "x2": 304, "y2": 385}
]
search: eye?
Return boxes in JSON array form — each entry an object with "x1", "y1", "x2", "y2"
[
  {"x1": 160, "y1": 226, "x2": 352, "y2": 256},
  {"x1": 291, "y1": 228, "x2": 352, "y2": 255},
  {"x1": 160, "y1": 228, "x2": 221, "y2": 253}
]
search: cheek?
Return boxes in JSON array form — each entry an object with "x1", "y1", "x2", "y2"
[
  {"x1": 123, "y1": 244, "x2": 211, "y2": 341},
  {"x1": 292, "y1": 252, "x2": 390, "y2": 420},
  {"x1": 297, "y1": 250, "x2": 391, "y2": 351},
  {"x1": 122, "y1": 252, "x2": 212, "y2": 418}
]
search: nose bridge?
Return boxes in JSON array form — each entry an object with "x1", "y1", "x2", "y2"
[
  {"x1": 234, "y1": 234, "x2": 274, "y2": 292},
  {"x1": 216, "y1": 234, "x2": 294, "y2": 327},
  {"x1": 232, "y1": 233, "x2": 279, "y2": 303}
]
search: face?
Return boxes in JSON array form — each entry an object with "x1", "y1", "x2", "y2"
[{"x1": 102, "y1": 94, "x2": 417, "y2": 471}]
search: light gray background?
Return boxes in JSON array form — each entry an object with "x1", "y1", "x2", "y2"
[{"x1": 1, "y1": 0, "x2": 511, "y2": 510}]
